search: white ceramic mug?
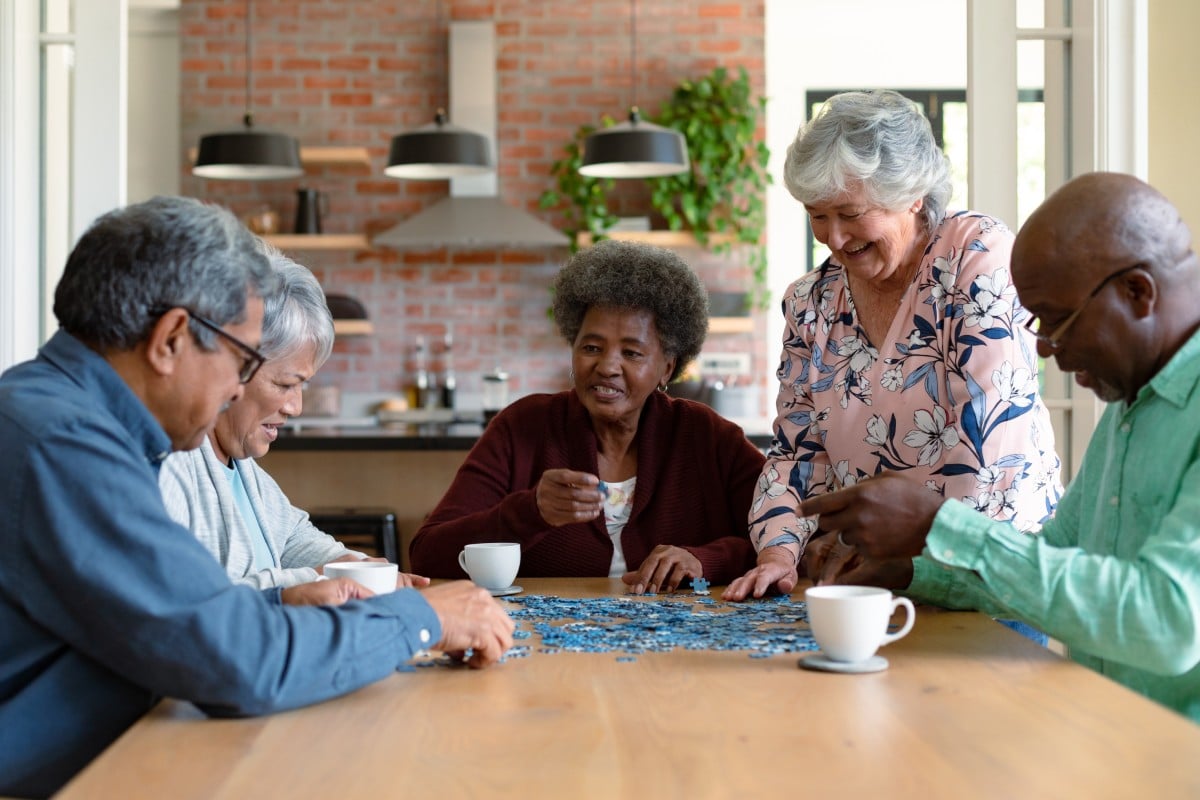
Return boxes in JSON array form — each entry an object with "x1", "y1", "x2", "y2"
[
  {"x1": 805, "y1": 585, "x2": 915, "y2": 663},
  {"x1": 323, "y1": 561, "x2": 398, "y2": 595},
  {"x1": 458, "y1": 542, "x2": 520, "y2": 591}
]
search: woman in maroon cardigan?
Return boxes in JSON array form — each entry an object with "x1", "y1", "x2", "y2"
[{"x1": 410, "y1": 240, "x2": 765, "y2": 592}]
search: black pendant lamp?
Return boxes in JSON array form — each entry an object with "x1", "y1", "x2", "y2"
[
  {"x1": 385, "y1": 109, "x2": 493, "y2": 180},
  {"x1": 192, "y1": 0, "x2": 303, "y2": 180},
  {"x1": 579, "y1": 0, "x2": 689, "y2": 179}
]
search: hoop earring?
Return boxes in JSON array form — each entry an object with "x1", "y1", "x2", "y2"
[{"x1": 658, "y1": 382, "x2": 668, "y2": 392}]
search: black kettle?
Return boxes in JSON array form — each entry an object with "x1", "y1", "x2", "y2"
[{"x1": 293, "y1": 187, "x2": 327, "y2": 234}]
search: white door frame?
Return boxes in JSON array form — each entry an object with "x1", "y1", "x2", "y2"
[
  {"x1": 0, "y1": 0, "x2": 127, "y2": 372},
  {"x1": 966, "y1": 0, "x2": 1147, "y2": 480}
]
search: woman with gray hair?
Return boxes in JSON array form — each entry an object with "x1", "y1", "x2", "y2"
[
  {"x1": 726, "y1": 90, "x2": 1063, "y2": 605},
  {"x1": 411, "y1": 240, "x2": 765, "y2": 592},
  {"x1": 160, "y1": 244, "x2": 428, "y2": 590}
]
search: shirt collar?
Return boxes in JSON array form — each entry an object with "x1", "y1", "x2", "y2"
[
  {"x1": 1138, "y1": 326, "x2": 1200, "y2": 409},
  {"x1": 39, "y1": 330, "x2": 174, "y2": 465}
]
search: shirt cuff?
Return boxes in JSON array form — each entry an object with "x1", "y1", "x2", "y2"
[
  {"x1": 923, "y1": 499, "x2": 989, "y2": 570},
  {"x1": 375, "y1": 587, "x2": 442, "y2": 650}
]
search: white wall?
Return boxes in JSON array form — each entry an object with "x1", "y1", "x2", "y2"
[
  {"x1": 128, "y1": 4, "x2": 180, "y2": 202},
  {"x1": 764, "y1": 0, "x2": 968, "y2": 377}
]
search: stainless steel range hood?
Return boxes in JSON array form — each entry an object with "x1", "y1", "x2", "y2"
[{"x1": 374, "y1": 22, "x2": 569, "y2": 250}]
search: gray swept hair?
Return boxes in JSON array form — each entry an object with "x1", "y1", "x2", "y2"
[
  {"x1": 53, "y1": 195, "x2": 278, "y2": 352},
  {"x1": 552, "y1": 239, "x2": 708, "y2": 383},
  {"x1": 783, "y1": 89, "x2": 952, "y2": 232},
  {"x1": 257, "y1": 242, "x2": 334, "y2": 368}
]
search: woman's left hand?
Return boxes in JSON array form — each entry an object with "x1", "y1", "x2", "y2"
[
  {"x1": 535, "y1": 468, "x2": 605, "y2": 526},
  {"x1": 621, "y1": 545, "x2": 702, "y2": 594}
]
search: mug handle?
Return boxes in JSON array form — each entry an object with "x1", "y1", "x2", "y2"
[
  {"x1": 457, "y1": 550, "x2": 468, "y2": 574},
  {"x1": 881, "y1": 596, "x2": 915, "y2": 646}
]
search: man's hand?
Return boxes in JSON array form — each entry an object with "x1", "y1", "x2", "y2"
[
  {"x1": 803, "y1": 532, "x2": 858, "y2": 584},
  {"x1": 622, "y1": 545, "x2": 702, "y2": 594},
  {"x1": 535, "y1": 468, "x2": 604, "y2": 526},
  {"x1": 420, "y1": 581, "x2": 516, "y2": 669},
  {"x1": 800, "y1": 472, "x2": 944, "y2": 559},
  {"x1": 819, "y1": 557, "x2": 915, "y2": 591},
  {"x1": 281, "y1": 577, "x2": 374, "y2": 606},
  {"x1": 722, "y1": 546, "x2": 799, "y2": 601}
]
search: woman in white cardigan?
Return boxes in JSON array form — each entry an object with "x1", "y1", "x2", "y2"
[{"x1": 160, "y1": 245, "x2": 428, "y2": 590}]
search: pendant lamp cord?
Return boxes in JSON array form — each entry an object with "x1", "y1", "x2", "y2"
[
  {"x1": 243, "y1": 0, "x2": 254, "y2": 128},
  {"x1": 629, "y1": 0, "x2": 638, "y2": 117}
]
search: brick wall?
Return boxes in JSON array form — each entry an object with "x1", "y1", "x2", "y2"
[{"x1": 180, "y1": 0, "x2": 767, "y2": 406}]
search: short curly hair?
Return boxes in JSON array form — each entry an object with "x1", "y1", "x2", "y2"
[{"x1": 552, "y1": 239, "x2": 709, "y2": 383}]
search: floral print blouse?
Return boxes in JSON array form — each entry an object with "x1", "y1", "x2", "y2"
[{"x1": 751, "y1": 211, "x2": 1064, "y2": 560}]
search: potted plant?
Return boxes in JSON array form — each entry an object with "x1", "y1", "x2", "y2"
[
  {"x1": 539, "y1": 66, "x2": 771, "y2": 307},
  {"x1": 537, "y1": 123, "x2": 618, "y2": 250}
]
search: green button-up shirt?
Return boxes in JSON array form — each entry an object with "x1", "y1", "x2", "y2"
[{"x1": 910, "y1": 327, "x2": 1200, "y2": 721}]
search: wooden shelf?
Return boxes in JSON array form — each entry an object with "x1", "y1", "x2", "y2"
[
  {"x1": 298, "y1": 146, "x2": 370, "y2": 168},
  {"x1": 575, "y1": 230, "x2": 738, "y2": 248},
  {"x1": 263, "y1": 234, "x2": 369, "y2": 251},
  {"x1": 188, "y1": 145, "x2": 371, "y2": 170},
  {"x1": 709, "y1": 316, "x2": 754, "y2": 334},
  {"x1": 333, "y1": 319, "x2": 373, "y2": 337}
]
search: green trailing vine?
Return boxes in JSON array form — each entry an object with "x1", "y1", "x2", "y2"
[
  {"x1": 539, "y1": 66, "x2": 771, "y2": 309},
  {"x1": 537, "y1": 122, "x2": 617, "y2": 252}
]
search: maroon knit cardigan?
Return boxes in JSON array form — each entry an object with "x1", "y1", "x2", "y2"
[{"x1": 409, "y1": 390, "x2": 765, "y2": 584}]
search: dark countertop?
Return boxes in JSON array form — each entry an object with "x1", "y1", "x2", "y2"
[
  {"x1": 273, "y1": 422, "x2": 489, "y2": 451},
  {"x1": 273, "y1": 420, "x2": 776, "y2": 452}
]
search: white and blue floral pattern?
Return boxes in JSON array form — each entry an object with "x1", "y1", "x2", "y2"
[{"x1": 751, "y1": 211, "x2": 1064, "y2": 556}]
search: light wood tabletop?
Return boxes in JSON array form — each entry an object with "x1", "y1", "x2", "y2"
[{"x1": 56, "y1": 578, "x2": 1200, "y2": 799}]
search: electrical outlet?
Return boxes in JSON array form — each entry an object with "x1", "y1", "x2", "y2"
[{"x1": 697, "y1": 352, "x2": 752, "y2": 377}]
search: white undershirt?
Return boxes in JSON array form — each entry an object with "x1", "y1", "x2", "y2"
[{"x1": 602, "y1": 476, "x2": 637, "y2": 578}]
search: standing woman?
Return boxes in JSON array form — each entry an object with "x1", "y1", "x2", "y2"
[
  {"x1": 411, "y1": 240, "x2": 765, "y2": 592},
  {"x1": 726, "y1": 90, "x2": 1063, "y2": 601}
]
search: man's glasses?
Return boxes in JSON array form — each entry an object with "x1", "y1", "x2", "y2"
[
  {"x1": 155, "y1": 306, "x2": 266, "y2": 384},
  {"x1": 1022, "y1": 264, "x2": 1141, "y2": 351}
]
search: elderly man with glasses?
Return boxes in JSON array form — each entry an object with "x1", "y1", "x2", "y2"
[
  {"x1": 801, "y1": 172, "x2": 1200, "y2": 722},
  {"x1": 0, "y1": 197, "x2": 514, "y2": 798}
]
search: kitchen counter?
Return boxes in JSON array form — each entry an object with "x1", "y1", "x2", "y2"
[
  {"x1": 273, "y1": 421, "x2": 489, "y2": 451},
  {"x1": 264, "y1": 416, "x2": 776, "y2": 569},
  {"x1": 274, "y1": 418, "x2": 776, "y2": 451}
]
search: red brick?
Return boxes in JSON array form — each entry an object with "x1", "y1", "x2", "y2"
[
  {"x1": 698, "y1": 4, "x2": 743, "y2": 19},
  {"x1": 280, "y1": 58, "x2": 324, "y2": 72},
  {"x1": 327, "y1": 56, "x2": 372, "y2": 72},
  {"x1": 182, "y1": 58, "x2": 226, "y2": 73},
  {"x1": 330, "y1": 93, "x2": 374, "y2": 107}
]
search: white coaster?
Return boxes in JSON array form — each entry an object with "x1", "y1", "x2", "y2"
[
  {"x1": 489, "y1": 585, "x2": 523, "y2": 597},
  {"x1": 798, "y1": 653, "x2": 889, "y2": 674}
]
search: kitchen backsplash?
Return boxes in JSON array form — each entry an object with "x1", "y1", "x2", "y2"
[{"x1": 179, "y1": 0, "x2": 768, "y2": 412}]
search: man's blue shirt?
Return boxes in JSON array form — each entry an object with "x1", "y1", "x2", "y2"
[{"x1": 0, "y1": 332, "x2": 441, "y2": 797}]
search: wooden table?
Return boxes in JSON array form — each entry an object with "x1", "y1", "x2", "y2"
[{"x1": 56, "y1": 578, "x2": 1200, "y2": 798}]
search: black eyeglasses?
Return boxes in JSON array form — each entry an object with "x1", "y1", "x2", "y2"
[
  {"x1": 1022, "y1": 264, "x2": 1141, "y2": 351},
  {"x1": 155, "y1": 306, "x2": 266, "y2": 384}
]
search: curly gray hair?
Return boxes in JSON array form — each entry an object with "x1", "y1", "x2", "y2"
[
  {"x1": 552, "y1": 239, "x2": 708, "y2": 383},
  {"x1": 783, "y1": 89, "x2": 952, "y2": 232}
]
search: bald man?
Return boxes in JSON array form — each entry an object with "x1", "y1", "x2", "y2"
[{"x1": 798, "y1": 172, "x2": 1200, "y2": 721}]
